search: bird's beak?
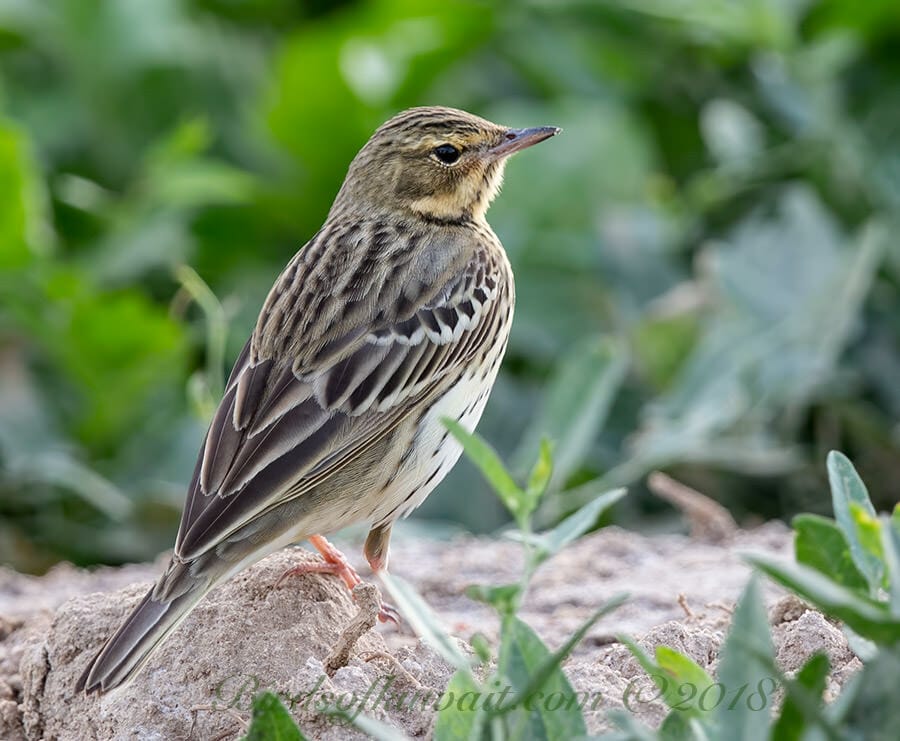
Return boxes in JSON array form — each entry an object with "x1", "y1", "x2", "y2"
[{"x1": 489, "y1": 126, "x2": 561, "y2": 159}]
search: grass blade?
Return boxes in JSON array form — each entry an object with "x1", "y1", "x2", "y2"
[
  {"x1": 497, "y1": 593, "x2": 628, "y2": 716},
  {"x1": 540, "y1": 487, "x2": 627, "y2": 558},
  {"x1": 380, "y1": 571, "x2": 471, "y2": 672},
  {"x1": 713, "y1": 577, "x2": 774, "y2": 740},
  {"x1": 444, "y1": 418, "x2": 525, "y2": 522},
  {"x1": 512, "y1": 336, "x2": 628, "y2": 489}
]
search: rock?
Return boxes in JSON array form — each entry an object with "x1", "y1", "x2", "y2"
[
  {"x1": 12, "y1": 550, "x2": 452, "y2": 740},
  {"x1": 0, "y1": 523, "x2": 865, "y2": 738}
]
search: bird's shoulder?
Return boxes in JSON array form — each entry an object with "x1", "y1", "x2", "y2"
[{"x1": 250, "y1": 216, "x2": 508, "y2": 367}]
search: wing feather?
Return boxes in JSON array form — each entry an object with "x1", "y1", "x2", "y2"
[
  {"x1": 233, "y1": 358, "x2": 272, "y2": 431},
  {"x1": 173, "y1": 237, "x2": 507, "y2": 561},
  {"x1": 199, "y1": 385, "x2": 240, "y2": 495}
]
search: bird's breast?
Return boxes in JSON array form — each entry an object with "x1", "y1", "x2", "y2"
[{"x1": 367, "y1": 292, "x2": 513, "y2": 526}]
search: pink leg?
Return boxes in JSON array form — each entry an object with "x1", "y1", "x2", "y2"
[{"x1": 277, "y1": 535, "x2": 400, "y2": 623}]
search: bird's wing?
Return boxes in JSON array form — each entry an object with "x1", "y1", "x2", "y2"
[{"x1": 173, "y1": 244, "x2": 507, "y2": 562}]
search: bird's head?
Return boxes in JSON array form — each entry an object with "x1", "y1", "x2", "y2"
[{"x1": 331, "y1": 106, "x2": 560, "y2": 224}]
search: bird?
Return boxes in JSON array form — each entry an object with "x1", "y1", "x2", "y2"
[{"x1": 77, "y1": 106, "x2": 559, "y2": 693}]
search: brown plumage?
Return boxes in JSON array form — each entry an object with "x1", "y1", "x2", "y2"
[{"x1": 77, "y1": 106, "x2": 559, "y2": 693}]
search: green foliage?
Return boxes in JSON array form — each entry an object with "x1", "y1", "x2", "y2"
[
  {"x1": 0, "y1": 119, "x2": 46, "y2": 268},
  {"x1": 241, "y1": 692, "x2": 306, "y2": 741},
  {"x1": 618, "y1": 637, "x2": 714, "y2": 721},
  {"x1": 511, "y1": 337, "x2": 628, "y2": 492},
  {"x1": 610, "y1": 452, "x2": 900, "y2": 740},
  {"x1": 771, "y1": 653, "x2": 830, "y2": 741},
  {"x1": 793, "y1": 514, "x2": 868, "y2": 592},
  {"x1": 347, "y1": 426, "x2": 627, "y2": 740},
  {"x1": 609, "y1": 578, "x2": 836, "y2": 741},
  {"x1": 827, "y1": 451, "x2": 884, "y2": 593},
  {"x1": 748, "y1": 452, "x2": 900, "y2": 645},
  {"x1": 493, "y1": 616, "x2": 589, "y2": 739},
  {"x1": 3, "y1": 0, "x2": 900, "y2": 572},
  {"x1": 432, "y1": 670, "x2": 485, "y2": 740},
  {"x1": 380, "y1": 570, "x2": 471, "y2": 673},
  {"x1": 711, "y1": 577, "x2": 776, "y2": 738},
  {"x1": 443, "y1": 418, "x2": 531, "y2": 530}
]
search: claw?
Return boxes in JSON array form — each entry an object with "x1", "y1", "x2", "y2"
[
  {"x1": 275, "y1": 560, "x2": 348, "y2": 590},
  {"x1": 277, "y1": 534, "x2": 401, "y2": 624},
  {"x1": 377, "y1": 602, "x2": 401, "y2": 624}
]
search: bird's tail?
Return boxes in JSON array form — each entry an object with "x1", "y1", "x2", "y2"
[{"x1": 76, "y1": 561, "x2": 211, "y2": 694}]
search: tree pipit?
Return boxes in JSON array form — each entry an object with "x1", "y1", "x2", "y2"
[{"x1": 78, "y1": 106, "x2": 559, "y2": 693}]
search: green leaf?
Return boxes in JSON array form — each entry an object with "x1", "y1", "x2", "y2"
[
  {"x1": 619, "y1": 638, "x2": 664, "y2": 699},
  {"x1": 174, "y1": 264, "x2": 228, "y2": 416},
  {"x1": 465, "y1": 583, "x2": 522, "y2": 618},
  {"x1": 714, "y1": 577, "x2": 776, "y2": 739},
  {"x1": 607, "y1": 708, "x2": 659, "y2": 740},
  {"x1": 538, "y1": 487, "x2": 627, "y2": 561},
  {"x1": 850, "y1": 502, "x2": 885, "y2": 583},
  {"x1": 656, "y1": 647, "x2": 714, "y2": 699},
  {"x1": 433, "y1": 669, "x2": 487, "y2": 741},
  {"x1": 501, "y1": 594, "x2": 628, "y2": 718},
  {"x1": 793, "y1": 513, "x2": 868, "y2": 592},
  {"x1": 241, "y1": 692, "x2": 305, "y2": 741},
  {"x1": 881, "y1": 515, "x2": 900, "y2": 618},
  {"x1": 496, "y1": 615, "x2": 588, "y2": 739},
  {"x1": 512, "y1": 336, "x2": 628, "y2": 489},
  {"x1": 748, "y1": 554, "x2": 900, "y2": 644},
  {"x1": 139, "y1": 119, "x2": 256, "y2": 204},
  {"x1": 379, "y1": 572, "x2": 472, "y2": 672},
  {"x1": 147, "y1": 117, "x2": 211, "y2": 163},
  {"x1": 837, "y1": 647, "x2": 900, "y2": 738},
  {"x1": 633, "y1": 313, "x2": 700, "y2": 391},
  {"x1": 827, "y1": 451, "x2": 883, "y2": 593},
  {"x1": 17, "y1": 452, "x2": 133, "y2": 520},
  {"x1": 524, "y1": 439, "x2": 554, "y2": 514},
  {"x1": 771, "y1": 653, "x2": 829, "y2": 741},
  {"x1": 618, "y1": 637, "x2": 713, "y2": 718},
  {"x1": 150, "y1": 159, "x2": 256, "y2": 208},
  {"x1": 444, "y1": 418, "x2": 526, "y2": 523},
  {"x1": 0, "y1": 119, "x2": 49, "y2": 269},
  {"x1": 470, "y1": 633, "x2": 493, "y2": 664},
  {"x1": 30, "y1": 270, "x2": 188, "y2": 453},
  {"x1": 843, "y1": 627, "x2": 878, "y2": 662},
  {"x1": 658, "y1": 711, "x2": 695, "y2": 740}
]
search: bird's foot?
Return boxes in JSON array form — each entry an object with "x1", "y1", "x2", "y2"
[{"x1": 277, "y1": 534, "x2": 400, "y2": 624}]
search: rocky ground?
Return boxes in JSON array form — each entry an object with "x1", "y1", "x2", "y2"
[{"x1": 0, "y1": 517, "x2": 861, "y2": 740}]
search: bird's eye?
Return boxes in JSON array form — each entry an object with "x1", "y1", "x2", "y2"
[{"x1": 432, "y1": 144, "x2": 461, "y2": 165}]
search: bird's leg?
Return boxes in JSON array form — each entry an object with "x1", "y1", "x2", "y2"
[
  {"x1": 277, "y1": 534, "x2": 400, "y2": 623},
  {"x1": 364, "y1": 523, "x2": 392, "y2": 573}
]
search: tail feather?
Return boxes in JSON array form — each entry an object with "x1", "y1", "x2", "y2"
[
  {"x1": 78, "y1": 519, "x2": 304, "y2": 693},
  {"x1": 77, "y1": 576, "x2": 209, "y2": 693}
]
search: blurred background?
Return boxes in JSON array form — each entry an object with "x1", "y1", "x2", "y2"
[{"x1": 1, "y1": 0, "x2": 899, "y2": 573}]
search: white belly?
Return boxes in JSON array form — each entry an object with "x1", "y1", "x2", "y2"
[{"x1": 368, "y1": 364, "x2": 500, "y2": 526}]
